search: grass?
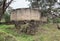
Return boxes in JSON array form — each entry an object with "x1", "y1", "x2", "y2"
[
  {"x1": 0, "y1": 30, "x2": 17, "y2": 41},
  {"x1": 0, "y1": 23, "x2": 60, "y2": 41},
  {"x1": 0, "y1": 24, "x2": 34, "y2": 41},
  {"x1": 38, "y1": 23, "x2": 60, "y2": 41}
]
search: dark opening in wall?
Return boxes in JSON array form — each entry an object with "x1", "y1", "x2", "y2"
[{"x1": 41, "y1": 12, "x2": 47, "y2": 17}]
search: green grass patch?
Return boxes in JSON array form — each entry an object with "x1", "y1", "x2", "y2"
[
  {"x1": 0, "y1": 24, "x2": 60, "y2": 41},
  {"x1": 0, "y1": 30, "x2": 17, "y2": 41}
]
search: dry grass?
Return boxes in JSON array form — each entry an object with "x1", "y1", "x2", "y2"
[{"x1": 0, "y1": 23, "x2": 60, "y2": 41}]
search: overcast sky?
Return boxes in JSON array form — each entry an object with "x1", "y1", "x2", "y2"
[
  {"x1": 10, "y1": 0, "x2": 60, "y2": 9},
  {"x1": 10, "y1": 0, "x2": 30, "y2": 9}
]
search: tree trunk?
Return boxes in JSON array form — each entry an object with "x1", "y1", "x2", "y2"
[{"x1": 0, "y1": 0, "x2": 13, "y2": 21}]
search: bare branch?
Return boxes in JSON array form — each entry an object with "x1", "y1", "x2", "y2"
[
  {"x1": 0, "y1": 0, "x2": 13, "y2": 20},
  {"x1": 5, "y1": 0, "x2": 13, "y2": 9},
  {"x1": 3, "y1": 0, "x2": 7, "y2": 13}
]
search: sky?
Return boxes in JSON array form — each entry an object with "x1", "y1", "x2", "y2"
[
  {"x1": 10, "y1": 0, "x2": 60, "y2": 9},
  {"x1": 10, "y1": 0, "x2": 30, "y2": 9}
]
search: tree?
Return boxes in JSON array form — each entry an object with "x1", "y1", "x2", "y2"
[
  {"x1": 28, "y1": 0, "x2": 59, "y2": 22},
  {"x1": 28, "y1": 0, "x2": 57, "y2": 8},
  {"x1": 0, "y1": 0, "x2": 13, "y2": 20},
  {"x1": 28, "y1": 0, "x2": 60, "y2": 29}
]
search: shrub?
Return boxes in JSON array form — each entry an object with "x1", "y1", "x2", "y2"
[
  {"x1": 4, "y1": 13, "x2": 10, "y2": 22},
  {"x1": 53, "y1": 18, "x2": 60, "y2": 23},
  {"x1": 47, "y1": 18, "x2": 53, "y2": 23}
]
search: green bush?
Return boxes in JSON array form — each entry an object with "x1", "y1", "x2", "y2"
[
  {"x1": 47, "y1": 18, "x2": 53, "y2": 23},
  {"x1": 4, "y1": 13, "x2": 10, "y2": 22},
  {"x1": 47, "y1": 17, "x2": 60, "y2": 23},
  {"x1": 53, "y1": 18, "x2": 60, "y2": 23}
]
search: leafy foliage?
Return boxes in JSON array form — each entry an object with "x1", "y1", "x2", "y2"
[
  {"x1": 4, "y1": 12, "x2": 10, "y2": 22},
  {"x1": 28, "y1": 0, "x2": 60, "y2": 23},
  {"x1": 53, "y1": 17, "x2": 60, "y2": 23}
]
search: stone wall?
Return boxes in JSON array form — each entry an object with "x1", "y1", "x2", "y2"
[{"x1": 10, "y1": 8, "x2": 40, "y2": 21}]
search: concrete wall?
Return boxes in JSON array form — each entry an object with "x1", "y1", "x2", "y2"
[{"x1": 10, "y1": 8, "x2": 41, "y2": 21}]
